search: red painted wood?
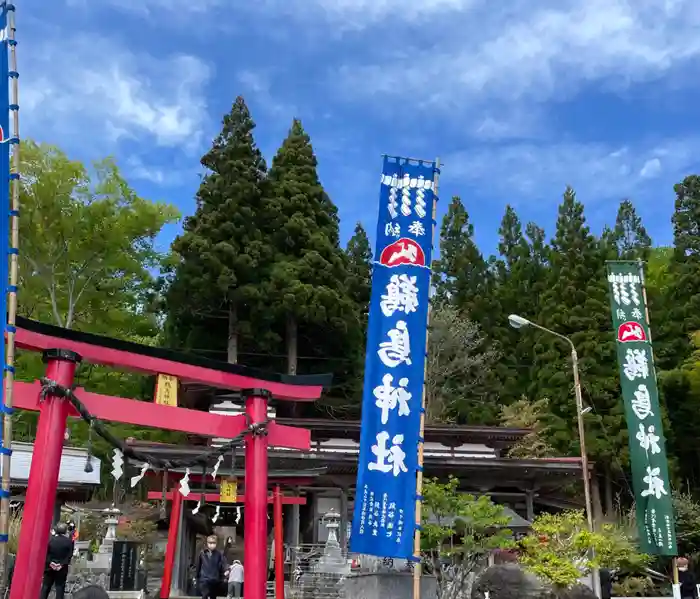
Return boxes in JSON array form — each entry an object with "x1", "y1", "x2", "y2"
[
  {"x1": 15, "y1": 327, "x2": 324, "y2": 401},
  {"x1": 11, "y1": 356, "x2": 79, "y2": 599},
  {"x1": 13, "y1": 381, "x2": 311, "y2": 450},
  {"x1": 144, "y1": 471, "x2": 315, "y2": 486},
  {"x1": 274, "y1": 486, "x2": 284, "y2": 599},
  {"x1": 147, "y1": 491, "x2": 306, "y2": 505},
  {"x1": 160, "y1": 487, "x2": 183, "y2": 598},
  {"x1": 245, "y1": 394, "x2": 268, "y2": 599}
]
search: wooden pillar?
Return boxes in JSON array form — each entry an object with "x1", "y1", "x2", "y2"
[
  {"x1": 274, "y1": 486, "x2": 284, "y2": 599},
  {"x1": 244, "y1": 389, "x2": 271, "y2": 599},
  {"x1": 11, "y1": 350, "x2": 80, "y2": 599},
  {"x1": 161, "y1": 488, "x2": 183, "y2": 599},
  {"x1": 339, "y1": 489, "x2": 349, "y2": 548}
]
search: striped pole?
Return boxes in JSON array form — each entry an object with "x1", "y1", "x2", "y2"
[{"x1": 0, "y1": 1, "x2": 19, "y2": 593}]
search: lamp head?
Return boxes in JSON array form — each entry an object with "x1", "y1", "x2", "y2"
[{"x1": 508, "y1": 314, "x2": 530, "y2": 329}]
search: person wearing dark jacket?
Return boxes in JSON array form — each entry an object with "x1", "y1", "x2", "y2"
[
  {"x1": 196, "y1": 535, "x2": 228, "y2": 599},
  {"x1": 40, "y1": 522, "x2": 74, "y2": 599},
  {"x1": 678, "y1": 557, "x2": 698, "y2": 599}
]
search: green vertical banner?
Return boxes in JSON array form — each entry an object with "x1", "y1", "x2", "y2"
[{"x1": 606, "y1": 261, "x2": 676, "y2": 555}]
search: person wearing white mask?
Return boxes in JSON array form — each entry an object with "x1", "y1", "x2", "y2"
[{"x1": 678, "y1": 557, "x2": 698, "y2": 599}]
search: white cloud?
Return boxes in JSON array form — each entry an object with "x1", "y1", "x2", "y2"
[
  {"x1": 442, "y1": 138, "x2": 698, "y2": 203},
  {"x1": 640, "y1": 158, "x2": 662, "y2": 179},
  {"x1": 335, "y1": 0, "x2": 700, "y2": 110},
  {"x1": 66, "y1": 0, "x2": 224, "y2": 15},
  {"x1": 255, "y1": 0, "x2": 481, "y2": 28},
  {"x1": 20, "y1": 30, "x2": 212, "y2": 153}
]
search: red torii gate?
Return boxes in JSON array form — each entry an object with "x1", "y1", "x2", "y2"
[{"x1": 8, "y1": 317, "x2": 331, "y2": 599}]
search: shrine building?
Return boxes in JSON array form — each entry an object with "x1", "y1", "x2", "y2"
[{"x1": 130, "y1": 387, "x2": 588, "y2": 596}]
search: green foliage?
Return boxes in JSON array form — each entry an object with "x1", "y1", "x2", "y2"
[
  {"x1": 432, "y1": 196, "x2": 495, "y2": 331},
  {"x1": 425, "y1": 305, "x2": 499, "y2": 424},
  {"x1": 612, "y1": 575, "x2": 656, "y2": 597},
  {"x1": 520, "y1": 510, "x2": 649, "y2": 589},
  {"x1": 166, "y1": 96, "x2": 269, "y2": 362},
  {"x1": 601, "y1": 199, "x2": 652, "y2": 261},
  {"x1": 15, "y1": 139, "x2": 185, "y2": 493},
  {"x1": 422, "y1": 477, "x2": 513, "y2": 599},
  {"x1": 671, "y1": 491, "x2": 700, "y2": 556},
  {"x1": 658, "y1": 176, "x2": 700, "y2": 367},
  {"x1": 500, "y1": 397, "x2": 556, "y2": 458},
  {"x1": 534, "y1": 188, "x2": 625, "y2": 468},
  {"x1": 262, "y1": 118, "x2": 361, "y2": 413},
  {"x1": 117, "y1": 518, "x2": 157, "y2": 542},
  {"x1": 345, "y1": 222, "x2": 372, "y2": 312},
  {"x1": 491, "y1": 207, "x2": 550, "y2": 404},
  {"x1": 20, "y1": 139, "x2": 179, "y2": 335},
  {"x1": 262, "y1": 119, "x2": 352, "y2": 327}
]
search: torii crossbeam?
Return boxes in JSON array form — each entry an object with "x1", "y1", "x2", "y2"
[{"x1": 9, "y1": 317, "x2": 331, "y2": 599}]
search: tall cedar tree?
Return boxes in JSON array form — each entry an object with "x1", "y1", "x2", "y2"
[
  {"x1": 656, "y1": 177, "x2": 700, "y2": 489},
  {"x1": 345, "y1": 222, "x2": 373, "y2": 313},
  {"x1": 339, "y1": 222, "x2": 373, "y2": 414},
  {"x1": 657, "y1": 176, "x2": 700, "y2": 369},
  {"x1": 534, "y1": 188, "x2": 625, "y2": 472},
  {"x1": 432, "y1": 196, "x2": 501, "y2": 422},
  {"x1": 602, "y1": 199, "x2": 652, "y2": 261},
  {"x1": 433, "y1": 196, "x2": 496, "y2": 333},
  {"x1": 166, "y1": 97, "x2": 269, "y2": 363},
  {"x1": 262, "y1": 119, "x2": 358, "y2": 414},
  {"x1": 492, "y1": 206, "x2": 550, "y2": 403}
]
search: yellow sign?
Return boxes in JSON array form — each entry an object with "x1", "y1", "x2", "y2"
[
  {"x1": 155, "y1": 374, "x2": 178, "y2": 407},
  {"x1": 220, "y1": 478, "x2": 238, "y2": 503}
]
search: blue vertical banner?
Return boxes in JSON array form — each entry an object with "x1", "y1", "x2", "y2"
[
  {"x1": 0, "y1": 3, "x2": 9, "y2": 423},
  {"x1": 350, "y1": 156, "x2": 438, "y2": 558}
]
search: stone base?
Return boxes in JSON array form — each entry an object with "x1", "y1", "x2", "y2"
[{"x1": 342, "y1": 572, "x2": 437, "y2": 599}]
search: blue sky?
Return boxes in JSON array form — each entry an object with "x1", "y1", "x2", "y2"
[{"x1": 18, "y1": 0, "x2": 700, "y2": 257}]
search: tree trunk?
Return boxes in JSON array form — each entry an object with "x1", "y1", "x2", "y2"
[
  {"x1": 604, "y1": 467, "x2": 614, "y2": 516},
  {"x1": 591, "y1": 470, "x2": 604, "y2": 528},
  {"x1": 286, "y1": 314, "x2": 298, "y2": 376},
  {"x1": 227, "y1": 305, "x2": 238, "y2": 364},
  {"x1": 286, "y1": 315, "x2": 299, "y2": 417}
]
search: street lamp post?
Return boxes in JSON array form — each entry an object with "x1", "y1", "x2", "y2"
[{"x1": 508, "y1": 314, "x2": 600, "y2": 599}]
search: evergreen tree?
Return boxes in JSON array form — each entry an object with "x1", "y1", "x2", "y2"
[
  {"x1": 262, "y1": 119, "x2": 357, "y2": 410},
  {"x1": 345, "y1": 222, "x2": 373, "y2": 312},
  {"x1": 335, "y1": 222, "x2": 374, "y2": 415},
  {"x1": 165, "y1": 97, "x2": 269, "y2": 363},
  {"x1": 492, "y1": 206, "x2": 549, "y2": 403},
  {"x1": 432, "y1": 196, "x2": 495, "y2": 332},
  {"x1": 534, "y1": 188, "x2": 624, "y2": 470},
  {"x1": 657, "y1": 176, "x2": 700, "y2": 368},
  {"x1": 602, "y1": 199, "x2": 652, "y2": 261}
]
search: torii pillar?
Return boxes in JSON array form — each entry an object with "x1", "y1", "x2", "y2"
[{"x1": 243, "y1": 387, "x2": 270, "y2": 599}]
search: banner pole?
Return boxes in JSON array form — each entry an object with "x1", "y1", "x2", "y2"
[
  {"x1": 412, "y1": 157, "x2": 440, "y2": 599},
  {"x1": 636, "y1": 260, "x2": 653, "y2": 343}
]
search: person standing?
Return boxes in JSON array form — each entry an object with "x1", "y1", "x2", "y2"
[
  {"x1": 196, "y1": 535, "x2": 228, "y2": 599},
  {"x1": 227, "y1": 560, "x2": 243, "y2": 599},
  {"x1": 678, "y1": 557, "x2": 698, "y2": 599},
  {"x1": 40, "y1": 522, "x2": 74, "y2": 599}
]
